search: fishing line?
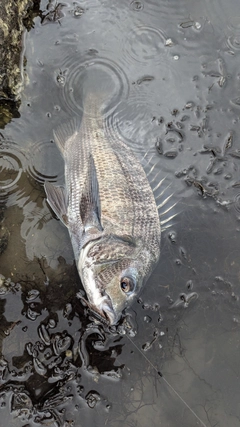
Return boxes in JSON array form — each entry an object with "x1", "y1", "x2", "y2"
[{"x1": 126, "y1": 334, "x2": 208, "y2": 427}]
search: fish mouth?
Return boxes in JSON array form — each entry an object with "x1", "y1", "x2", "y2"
[{"x1": 79, "y1": 294, "x2": 118, "y2": 325}]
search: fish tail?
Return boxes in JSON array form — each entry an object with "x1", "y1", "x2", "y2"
[{"x1": 81, "y1": 69, "x2": 114, "y2": 117}]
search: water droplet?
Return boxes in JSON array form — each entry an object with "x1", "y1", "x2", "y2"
[
  {"x1": 173, "y1": 55, "x2": 179, "y2": 60},
  {"x1": 165, "y1": 38, "x2": 174, "y2": 47},
  {"x1": 194, "y1": 22, "x2": 202, "y2": 30}
]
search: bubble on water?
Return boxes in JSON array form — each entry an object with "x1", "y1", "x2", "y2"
[
  {"x1": 130, "y1": 0, "x2": 143, "y2": 11},
  {"x1": 194, "y1": 22, "x2": 202, "y2": 30},
  {"x1": 85, "y1": 391, "x2": 101, "y2": 409},
  {"x1": 70, "y1": 3, "x2": 84, "y2": 18},
  {"x1": 165, "y1": 38, "x2": 174, "y2": 47}
]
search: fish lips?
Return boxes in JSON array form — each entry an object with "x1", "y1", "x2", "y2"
[
  {"x1": 80, "y1": 294, "x2": 120, "y2": 326},
  {"x1": 101, "y1": 298, "x2": 121, "y2": 325}
]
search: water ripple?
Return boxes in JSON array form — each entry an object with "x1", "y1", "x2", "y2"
[
  {"x1": 27, "y1": 139, "x2": 64, "y2": 184},
  {"x1": 59, "y1": 55, "x2": 130, "y2": 118},
  {"x1": 145, "y1": 0, "x2": 188, "y2": 22},
  {"x1": 123, "y1": 25, "x2": 169, "y2": 66},
  {"x1": 0, "y1": 140, "x2": 27, "y2": 196},
  {"x1": 225, "y1": 17, "x2": 240, "y2": 53}
]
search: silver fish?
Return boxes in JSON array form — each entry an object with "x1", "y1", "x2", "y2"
[{"x1": 44, "y1": 93, "x2": 164, "y2": 325}]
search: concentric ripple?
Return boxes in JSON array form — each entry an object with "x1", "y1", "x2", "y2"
[
  {"x1": 59, "y1": 56, "x2": 130, "y2": 118},
  {"x1": 145, "y1": 0, "x2": 190, "y2": 23},
  {"x1": 225, "y1": 17, "x2": 240, "y2": 52},
  {"x1": 0, "y1": 140, "x2": 27, "y2": 195},
  {"x1": 27, "y1": 140, "x2": 64, "y2": 185},
  {"x1": 105, "y1": 94, "x2": 157, "y2": 154},
  {"x1": 123, "y1": 25, "x2": 169, "y2": 66}
]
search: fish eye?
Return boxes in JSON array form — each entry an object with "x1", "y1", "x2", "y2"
[{"x1": 120, "y1": 277, "x2": 135, "y2": 293}]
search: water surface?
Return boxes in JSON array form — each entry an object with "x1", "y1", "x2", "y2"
[{"x1": 1, "y1": 0, "x2": 240, "y2": 426}]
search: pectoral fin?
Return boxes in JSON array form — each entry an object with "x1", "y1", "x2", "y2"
[{"x1": 44, "y1": 181, "x2": 69, "y2": 226}]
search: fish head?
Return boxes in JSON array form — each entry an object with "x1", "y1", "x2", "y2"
[
  {"x1": 78, "y1": 235, "x2": 159, "y2": 325},
  {"x1": 102, "y1": 264, "x2": 144, "y2": 324},
  {"x1": 79, "y1": 240, "x2": 153, "y2": 325},
  {"x1": 80, "y1": 261, "x2": 144, "y2": 325}
]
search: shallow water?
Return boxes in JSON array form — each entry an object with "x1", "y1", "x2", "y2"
[{"x1": 1, "y1": 0, "x2": 240, "y2": 426}]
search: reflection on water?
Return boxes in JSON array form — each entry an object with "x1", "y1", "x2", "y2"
[{"x1": 1, "y1": 0, "x2": 240, "y2": 425}]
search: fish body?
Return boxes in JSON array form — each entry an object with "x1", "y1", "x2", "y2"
[{"x1": 44, "y1": 93, "x2": 161, "y2": 325}]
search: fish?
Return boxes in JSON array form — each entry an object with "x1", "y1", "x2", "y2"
[{"x1": 44, "y1": 92, "x2": 172, "y2": 325}]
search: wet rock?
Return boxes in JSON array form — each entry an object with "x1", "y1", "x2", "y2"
[
  {"x1": 0, "y1": 0, "x2": 40, "y2": 126},
  {"x1": 0, "y1": 225, "x2": 9, "y2": 255}
]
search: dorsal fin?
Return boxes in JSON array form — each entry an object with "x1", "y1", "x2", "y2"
[{"x1": 53, "y1": 118, "x2": 80, "y2": 156}]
